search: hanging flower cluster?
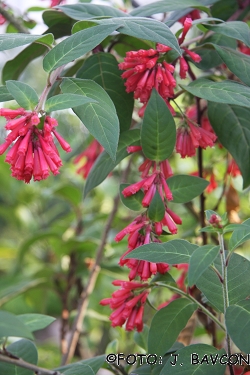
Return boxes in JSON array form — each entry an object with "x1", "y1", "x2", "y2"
[
  {"x1": 118, "y1": 18, "x2": 201, "y2": 117},
  {"x1": 0, "y1": 108, "x2": 71, "y2": 183},
  {"x1": 73, "y1": 139, "x2": 103, "y2": 179}
]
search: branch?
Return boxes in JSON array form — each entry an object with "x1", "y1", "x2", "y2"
[
  {"x1": 61, "y1": 161, "x2": 132, "y2": 365},
  {"x1": 0, "y1": 3, "x2": 29, "y2": 34},
  {"x1": 0, "y1": 353, "x2": 62, "y2": 375}
]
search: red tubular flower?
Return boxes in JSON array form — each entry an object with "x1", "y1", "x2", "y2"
[
  {"x1": 74, "y1": 139, "x2": 103, "y2": 179},
  {"x1": 178, "y1": 10, "x2": 201, "y2": 25},
  {"x1": 0, "y1": 109, "x2": 71, "y2": 183},
  {"x1": 227, "y1": 159, "x2": 241, "y2": 177}
]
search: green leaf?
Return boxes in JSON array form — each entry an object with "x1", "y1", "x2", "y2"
[
  {"x1": 204, "y1": 21, "x2": 250, "y2": 47},
  {"x1": 229, "y1": 218, "x2": 250, "y2": 250},
  {"x1": 63, "y1": 364, "x2": 95, "y2": 375},
  {"x1": 57, "y1": 3, "x2": 128, "y2": 19},
  {"x1": 188, "y1": 245, "x2": 220, "y2": 286},
  {"x1": 148, "y1": 299, "x2": 197, "y2": 356},
  {"x1": 55, "y1": 355, "x2": 106, "y2": 374},
  {"x1": 223, "y1": 223, "x2": 250, "y2": 234},
  {"x1": 213, "y1": 45, "x2": 250, "y2": 86},
  {"x1": 134, "y1": 325, "x2": 149, "y2": 351},
  {"x1": 86, "y1": 17, "x2": 182, "y2": 55},
  {"x1": 148, "y1": 190, "x2": 165, "y2": 222},
  {"x1": 17, "y1": 314, "x2": 55, "y2": 332},
  {"x1": 130, "y1": 0, "x2": 208, "y2": 16},
  {"x1": 43, "y1": 24, "x2": 117, "y2": 72},
  {"x1": 208, "y1": 102, "x2": 250, "y2": 188},
  {"x1": 0, "y1": 311, "x2": 33, "y2": 339},
  {"x1": 141, "y1": 89, "x2": 176, "y2": 161},
  {"x1": 0, "y1": 85, "x2": 13, "y2": 102},
  {"x1": 6, "y1": 80, "x2": 38, "y2": 110},
  {"x1": 167, "y1": 175, "x2": 209, "y2": 203},
  {"x1": 160, "y1": 344, "x2": 226, "y2": 375},
  {"x1": 54, "y1": 184, "x2": 82, "y2": 207},
  {"x1": 76, "y1": 52, "x2": 134, "y2": 132},
  {"x1": 84, "y1": 129, "x2": 140, "y2": 197},
  {"x1": 60, "y1": 78, "x2": 119, "y2": 161},
  {"x1": 196, "y1": 252, "x2": 250, "y2": 312},
  {"x1": 119, "y1": 183, "x2": 144, "y2": 211},
  {"x1": 199, "y1": 226, "x2": 218, "y2": 233},
  {"x1": 226, "y1": 300, "x2": 250, "y2": 353},
  {"x1": 44, "y1": 93, "x2": 96, "y2": 112},
  {"x1": 183, "y1": 78, "x2": 250, "y2": 108},
  {"x1": 0, "y1": 339, "x2": 38, "y2": 375},
  {"x1": 0, "y1": 33, "x2": 53, "y2": 51},
  {"x1": 124, "y1": 239, "x2": 198, "y2": 264}
]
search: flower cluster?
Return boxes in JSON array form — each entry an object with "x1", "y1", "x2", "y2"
[
  {"x1": 118, "y1": 18, "x2": 201, "y2": 117},
  {"x1": 100, "y1": 280, "x2": 149, "y2": 331},
  {"x1": 0, "y1": 108, "x2": 71, "y2": 183},
  {"x1": 176, "y1": 105, "x2": 217, "y2": 158},
  {"x1": 73, "y1": 139, "x2": 103, "y2": 179}
]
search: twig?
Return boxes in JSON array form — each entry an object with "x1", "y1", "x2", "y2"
[
  {"x1": 0, "y1": 3, "x2": 29, "y2": 34},
  {"x1": 0, "y1": 353, "x2": 62, "y2": 375},
  {"x1": 61, "y1": 161, "x2": 132, "y2": 365}
]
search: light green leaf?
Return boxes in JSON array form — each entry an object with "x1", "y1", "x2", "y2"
[
  {"x1": 54, "y1": 184, "x2": 82, "y2": 207},
  {"x1": 6, "y1": 80, "x2": 38, "y2": 110},
  {"x1": 124, "y1": 239, "x2": 198, "y2": 264},
  {"x1": 43, "y1": 24, "x2": 118, "y2": 72},
  {"x1": 213, "y1": 45, "x2": 250, "y2": 86},
  {"x1": 76, "y1": 52, "x2": 134, "y2": 132},
  {"x1": 148, "y1": 190, "x2": 165, "y2": 222},
  {"x1": 188, "y1": 245, "x2": 220, "y2": 286},
  {"x1": 44, "y1": 93, "x2": 96, "y2": 112},
  {"x1": 84, "y1": 129, "x2": 140, "y2": 197},
  {"x1": 119, "y1": 183, "x2": 144, "y2": 211},
  {"x1": 130, "y1": 0, "x2": 208, "y2": 16},
  {"x1": 0, "y1": 33, "x2": 53, "y2": 51},
  {"x1": 196, "y1": 252, "x2": 250, "y2": 312},
  {"x1": 0, "y1": 311, "x2": 33, "y2": 339},
  {"x1": 63, "y1": 364, "x2": 95, "y2": 375},
  {"x1": 204, "y1": 21, "x2": 250, "y2": 47},
  {"x1": 0, "y1": 339, "x2": 38, "y2": 375},
  {"x1": 148, "y1": 299, "x2": 197, "y2": 356},
  {"x1": 134, "y1": 325, "x2": 149, "y2": 351},
  {"x1": 141, "y1": 89, "x2": 176, "y2": 161},
  {"x1": 160, "y1": 344, "x2": 226, "y2": 375},
  {"x1": 167, "y1": 175, "x2": 209, "y2": 203},
  {"x1": 17, "y1": 314, "x2": 55, "y2": 332},
  {"x1": 57, "y1": 3, "x2": 128, "y2": 19},
  {"x1": 226, "y1": 300, "x2": 250, "y2": 353},
  {"x1": 208, "y1": 102, "x2": 250, "y2": 188},
  {"x1": 60, "y1": 78, "x2": 119, "y2": 161},
  {"x1": 183, "y1": 78, "x2": 250, "y2": 108},
  {"x1": 229, "y1": 218, "x2": 250, "y2": 251},
  {"x1": 55, "y1": 355, "x2": 106, "y2": 374},
  {"x1": 0, "y1": 85, "x2": 13, "y2": 102}
]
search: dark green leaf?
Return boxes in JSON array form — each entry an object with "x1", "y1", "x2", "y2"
[
  {"x1": 17, "y1": 314, "x2": 55, "y2": 332},
  {"x1": 130, "y1": 0, "x2": 208, "y2": 16},
  {"x1": 60, "y1": 78, "x2": 119, "y2": 161},
  {"x1": 208, "y1": 102, "x2": 250, "y2": 188},
  {"x1": 6, "y1": 81, "x2": 38, "y2": 110},
  {"x1": 160, "y1": 344, "x2": 226, "y2": 375},
  {"x1": 0, "y1": 311, "x2": 33, "y2": 339},
  {"x1": 204, "y1": 21, "x2": 250, "y2": 47},
  {"x1": 148, "y1": 190, "x2": 165, "y2": 222},
  {"x1": 124, "y1": 239, "x2": 198, "y2": 264},
  {"x1": 188, "y1": 245, "x2": 220, "y2": 286},
  {"x1": 63, "y1": 364, "x2": 95, "y2": 375},
  {"x1": 196, "y1": 252, "x2": 250, "y2": 312},
  {"x1": 167, "y1": 175, "x2": 209, "y2": 203},
  {"x1": 141, "y1": 89, "x2": 176, "y2": 161},
  {"x1": 0, "y1": 339, "x2": 38, "y2": 375},
  {"x1": 226, "y1": 300, "x2": 250, "y2": 353},
  {"x1": 119, "y1": 183, "x2": 144, "y2": 211},
  {"x1": 229, "y1": 218, "x2": 250, "y2": 250},
  {"x1": 0, "y1": 85, "x2": 13, "y2": 102},
  {"x1": 57, "y1": 3, "x2": 128, "y2": 19},
  {"x1": 84, "y1": 129, "x2": 140, "y2": 197},
  {"x1": 213, "y1": 45, "x2": 250, "y2": 86},
  {"x1": 0, "y1": 33, "x2": 53, "y2": 51},
  {"x1": 55, "y1": 355, "x2": 105, "y2": 374},
  {"x1": 44, "y1": 93, "x2": 96, "y2": 112},
  {"x1": 183, "y1": 78, "x2": 250, "y2": 108},
  {"x1": 43, "y1": 24, "x2": 118, "y2": 72},
  {"x1": 148, "y1": 299, "x2": 197, "y2": 356},
  {"x1": 76, "y1": 52, "x2": 134, "y2": 132}
]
